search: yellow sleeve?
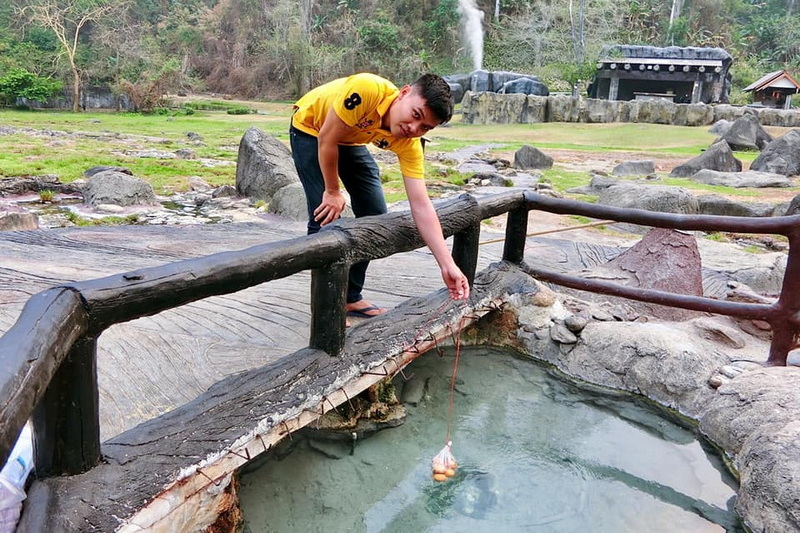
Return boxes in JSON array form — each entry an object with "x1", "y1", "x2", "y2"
[{"x1": 395, "y1": 139, "x2": 425, "y2": 179}]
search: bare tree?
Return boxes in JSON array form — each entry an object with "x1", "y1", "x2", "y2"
[
  {"x1": 16, "y1": 0, "x2": 118, "y2": 112},
  {"x1": 569, "y1": 0, "x2": 586, "y2": 64}
]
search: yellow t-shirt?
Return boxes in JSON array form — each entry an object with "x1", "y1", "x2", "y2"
[{"x1": 292, "y1": 73, "x2": 425, "y2": 179}]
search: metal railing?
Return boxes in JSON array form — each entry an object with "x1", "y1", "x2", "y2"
[{"x1": 1, "y1": 190, "x2": 797, "y2": 481}]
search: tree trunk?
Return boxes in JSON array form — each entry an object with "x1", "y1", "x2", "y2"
[{"x1": 71, "y1": 65, "x2": 81, "y2": 113}]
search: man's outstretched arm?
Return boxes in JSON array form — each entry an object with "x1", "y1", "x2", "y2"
[{"x1": 403, "y1": 176, "x2": 470, "y2": 300}]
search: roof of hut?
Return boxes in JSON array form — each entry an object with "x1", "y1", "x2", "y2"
[{"x1": 743, "y1": 70, "x2": 800, "y2": 93}]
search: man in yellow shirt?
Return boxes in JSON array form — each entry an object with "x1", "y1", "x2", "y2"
[{"x1": 290, "y1": 73, "x2": 469, "y2": 318}]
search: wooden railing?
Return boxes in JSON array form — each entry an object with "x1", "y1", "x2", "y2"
[{"x1": 1, "y1": 190, "x2": 798, "y2": 481}]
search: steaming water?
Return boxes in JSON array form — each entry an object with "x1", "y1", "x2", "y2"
[
  {"x1": 458, "y1": 0, "x2": 484, "y2": 71},
  {"x1": 238, "y1": 347, "x2": 742, "y2": 532}
]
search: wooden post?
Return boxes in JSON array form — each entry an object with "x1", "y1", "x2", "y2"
[
  {"x1": 32, "y1": 337, "x2": 101, "y2": 477},
  {"x1": 503, "y1": 207, "x2": 529, "y2": 264},
  {"x1": 767, "y1": 232, "x2": 800, "y2": 366},
  {"x1": 452, "y1": 223, "x2": 480, "y2": 287},
  {"x1": 310, "y1": 261, "x2": 349, "y2": 356}
]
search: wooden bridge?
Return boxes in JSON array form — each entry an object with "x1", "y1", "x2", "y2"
[{"x1": 2, "y1": 191, "x2": 799, "y2": 531}]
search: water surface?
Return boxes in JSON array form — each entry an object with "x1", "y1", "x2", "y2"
[{"x1": 239, "y1": 347, "x2": 741, "y2": 532}]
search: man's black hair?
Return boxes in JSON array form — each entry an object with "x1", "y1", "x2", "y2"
[{"x1": 412, "y1": 73, "x2": 454, "y2": 124}]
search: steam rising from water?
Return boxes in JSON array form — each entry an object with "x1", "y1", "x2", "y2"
[{"x1": 458, "y1": 0, "x2": 484, "y2": 71}]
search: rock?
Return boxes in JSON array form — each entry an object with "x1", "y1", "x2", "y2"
[
  {"x1": 709, "y1": 119, "x2": 732, "y2": 136},
  {"x1": 307, "y1": 439, "x2": 350, "y2": 460},
  {"x1": 468, "y1": 172, "x2": 513, "y2": 187},
  {"x1": 573, "y1": 228, "x2": 704, "y2": 321},
  {"x1": 95, "y1": 204, "x2": 126, "y2": 213},
  {"x1": 549, "y1": 322, "x2": 578, "y2": 344},
  {"x1": 212, "y1": 185, "x2": 237, "y2": 198},
  {"x1": 188, "y1": 177, "x2": 214, "y2": 192},
  {"x1": 670, "y1": 141, "x2": 743, "y2": 177},
  {"x1": 690, "y1": 169, "x2": 792, "y2": 188},
  {"x1": 750, "y1": 129, "x2": 800, "y2": 176},
  {"x1": 597, "y1": 182, "x2": 699, "y2": 215},
  {"x1": 0, "y1": 208, "x2": 39, "y2": 231},
  {"x1": 514, "y1": 145, "x2": 553, "y2": 170},
  {"x1": 267, "y1": 182, "x2": 310, "y2": 222},
  {"x1": 82, "y1": 170, "x2": 159, "y2": 207},
  {"x1": 714, "y1": 113, "x2": 772, "y2": 151},
  {"x1": 564, "y1": 314, "x2": 589, "y2": 333},
  {"x1": 400, "y1": 376, "x2": 428, "y2": 406},
  {"x1": 84, "y1": 166, "x2": 132, "y2": 178},
  {"x1": 235, "y1": 126, "x2": 299, "y2": 201},
  {"x1": 783, "y1": 194, "x2": 800, "y2": 216},
  {"x1": 696, "y1": 194, "x2": 774, "y2": 217},
  {"x1": 691, "y1": 317, "x2": 747, "y2": 349},
  {"x1": 499, "y1": 77, "x2": 549, "y2": 96},
  {"x1": 175, "y1": 149, "x2": 196, "y2": 159},
  {"x1": 612, "y1": 160, "x2": 655, "y2": 176}
]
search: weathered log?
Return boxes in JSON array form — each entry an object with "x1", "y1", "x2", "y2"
[
  {"x1": 0, "y1": 288, "x2": 89, "y2": 467},
  {"x1": 503, "y1": 207, "x2": 529, "y2": 264},
  {"x1": 71, "y1": 231, "x2": 348, "y2": 334},
  {"x1": 452, "y1": 222, "x2": 481, "y2": 286},
  {"x1": 310, "y1": 260, "x2": 348, "y2": 356}
]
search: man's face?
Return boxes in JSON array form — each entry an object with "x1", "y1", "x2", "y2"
[{"x1": 385, "y1": 85, "x2": 441, "y2": 139}]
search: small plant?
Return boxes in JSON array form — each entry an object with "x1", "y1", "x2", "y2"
[{"x1": 38, "y1": 189, "x2": 55, "y2": 203}]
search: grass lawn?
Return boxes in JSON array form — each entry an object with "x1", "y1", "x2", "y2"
[{"x1": 0, "y1": 106, "x2": 792, "y2": 200}]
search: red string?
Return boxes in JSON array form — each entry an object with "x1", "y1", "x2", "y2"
[{"x1": 445, "y1": 315, "x2": 468, "y2": 445}]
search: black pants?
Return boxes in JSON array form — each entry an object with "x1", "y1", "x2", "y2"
[{"x1": 289, "y1": 125, "x2": 388, "y2": 304}]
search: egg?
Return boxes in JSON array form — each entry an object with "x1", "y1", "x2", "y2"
[
  {"x1": 433, "y1": 473, "x2": 447, "y2": 482},
  {"x1": 445, "y1": 469, "x2": 456, "y2": 477}
]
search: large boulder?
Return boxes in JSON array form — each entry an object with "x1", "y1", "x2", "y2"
[
  {"x1": 750, "y1": 129, "x2": 800, "y2": 176},
  {"x1": 235, "y1": 127, "x2": 299, "y2": 201},
  {"x1": 267, "y1": 183, "x2": 309, "y2": 222},
  {"x1": 690, "y1": 169, "x2": 792, "y2": 188},
  {"x1": 0, "y1": 207, "x2": 38, "y2": 231},
  {"x1": 499, "y1": 78, "x2": 549, "y2": 96},
  {"x1": 669, "y1": 141, "x2": 742, "y2": 177},
  {"x1": 612, "y1": 160, "x2": 655, "y2": 176},
  {"x1": 696, "y1": 194, "x2": 775, "y2": 217},
  {"x1": 460, "y1": 91, "x2": 529, "y2": 125},
  {"x1": 597, "y1": 182, "x2": 699, "y2": 214},
  {"x1": 575, "y1": 228, "x2": 704, "y2": 321},
  {"x1": 82, "y1": 170, "x2": 158, "y2": 207},
  {"x1": 714, "y1": 113, "x2": 772, "y2": 151},
  {"x1": 513, "y1": 145, "x2": 553, "y2": 170}
]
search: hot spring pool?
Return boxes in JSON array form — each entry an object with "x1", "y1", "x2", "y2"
[{"x1": 238, "y1": 347, "x2": 742, "y2": 532}]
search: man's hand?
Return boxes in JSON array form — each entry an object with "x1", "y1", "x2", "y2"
[
  {"x1": 314, "y1": 189, "x2": 346, "y2": 226},
  {"x1": 441, "y1": 263, "x2": 470, "y2": 300}
]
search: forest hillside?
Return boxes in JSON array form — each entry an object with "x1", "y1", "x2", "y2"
[{"x1": 0, "y1": 0, "x2": 798, "y2": 109}]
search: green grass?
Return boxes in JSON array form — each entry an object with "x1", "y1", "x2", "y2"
[
  {"x1": 1, "y1": 106, "x2": 796, "y2": 202},
  {"x1": 434, "y1": 121, "x2": 719, "y2": 154}
]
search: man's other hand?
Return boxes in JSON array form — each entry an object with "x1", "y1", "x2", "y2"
[{"x1": 314, "y1": 189, "x2": 347, "y2": 226}]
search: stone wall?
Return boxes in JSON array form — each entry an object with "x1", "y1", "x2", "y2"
[{"x1": 460, "y1": 90, "x2": 800, "y2": 127}]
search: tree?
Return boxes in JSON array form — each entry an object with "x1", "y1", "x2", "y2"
[
  {"x1": 16, "y1": 0, "x2": 118, "y2": 112},
  {"x1": 0, "y1": 67, "x2": 61, "y2": 106}
]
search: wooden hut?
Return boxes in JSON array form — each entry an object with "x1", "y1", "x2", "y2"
[
  {"x1": 589, "y1": 45, "x2": 733, "y2": 104},
  {"x1": 743, "y1": 70, "x2": 800, "y2": 109}
]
